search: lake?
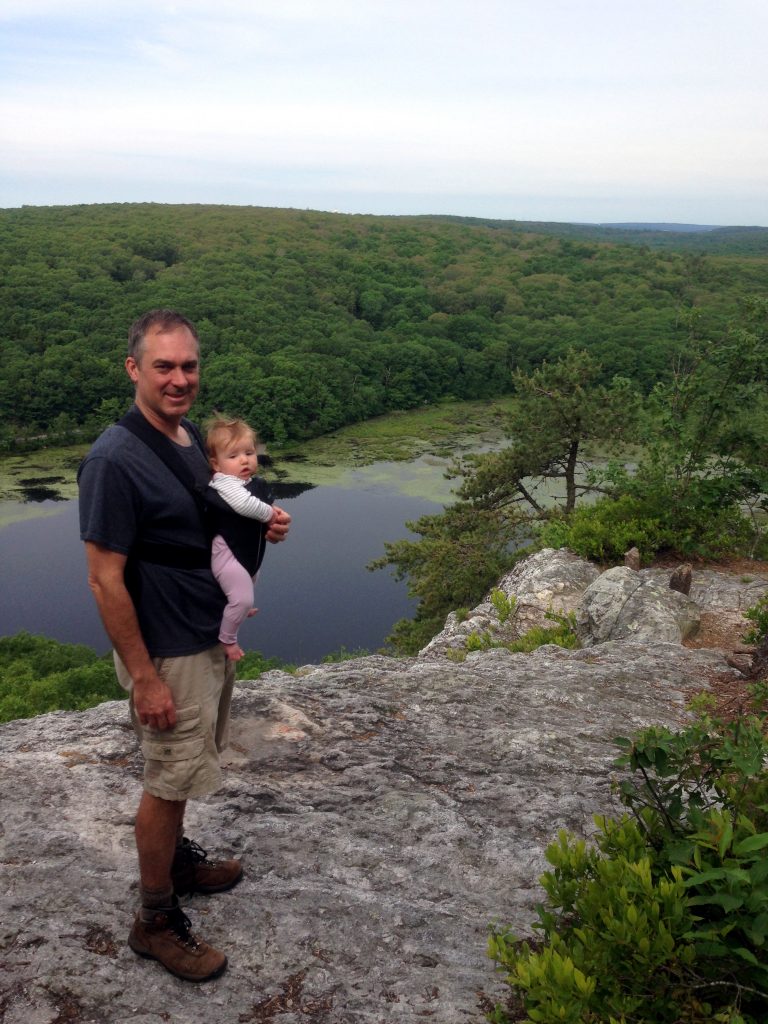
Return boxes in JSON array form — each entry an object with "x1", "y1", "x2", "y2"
[{"x1": 0, "y1": 457, "x2": 455, "y2": 665}]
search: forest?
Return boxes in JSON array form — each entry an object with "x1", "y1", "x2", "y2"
[{"x1": 2, "y1": 203, "x2": 768, "y2": 450}]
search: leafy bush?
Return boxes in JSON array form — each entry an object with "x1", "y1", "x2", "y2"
[
  {"x1": 490, "y1": 589, "x2": 516, "y2": 624},
  {"x1": 235, "y1": 649, "x2": 291, "y2": 679},
  {"x1": 539, "y1": 488, "x2": 756, "y2": 564},
  {"x1": 487, "y1": 686, "x2": 768, "y2": 1023},
  {"x1": 0, "y1": 631, "x2": 124, "y2": 723},
  {"x1": 538, "y1": 496, "x2": 666, "y2": 564},
  {"x1": 321, "y1": 646, "x2": 371, "y2": 663},
  {"x1": 466, "y1": 610, "x2": 579, "y2": 655},
  {"x1": 505, "y1": 614, "x2": 580, "y2": 654},
  {"x1": 744, "y1": 595, "x2": 768, "y2": 647}
]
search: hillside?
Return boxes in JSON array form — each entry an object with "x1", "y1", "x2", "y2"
[
  {"x1": 427, "y1": 214, "x2": 768, "y2": 255},
  {"x1": 2, "y1": 204, "x2": 767, "y2": 449}
]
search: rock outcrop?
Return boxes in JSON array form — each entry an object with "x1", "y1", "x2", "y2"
[
  {"x1": 575, "y1": 566, "x2": 700, "y2": 646},
  {"x1": 1, "y1": 549, "x2": 767, "y2": 1024},
  {"x1": 420, "y1": 548, "x2": 599, "y2": 659}
]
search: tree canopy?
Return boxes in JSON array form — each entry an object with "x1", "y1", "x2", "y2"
[
  {"x1": 2, "y1": 203, "x2": 766, "y2": 450},
  {"x1": 373, "y1": 305, "x2": 768, "y2": 652}
]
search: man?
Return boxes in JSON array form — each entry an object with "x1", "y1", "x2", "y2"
[{"x1": 78, "y1": 310, "x2": 290, "y2": 982}]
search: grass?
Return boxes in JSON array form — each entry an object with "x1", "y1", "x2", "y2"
[{"x1": 275, "y1": 397, "x2": 516, "y2": 468}]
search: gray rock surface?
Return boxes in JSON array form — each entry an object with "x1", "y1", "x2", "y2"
[
  {"x1": 576, "y1": 566, "x2": 701, "y2": 646},
  {"x1": 420, "y1": 548, "x2": 599, "y2": 658},
  {"x1": 685, "y1": 568, "x2": 768, "y2": 612},
  {"x1": 423, "y1": 552, "x2": 768, "y2": 662},
  {"x1": 4, "y1": 549, "x2": 767, "y2": 1023},
  {"x1": 648, "y1": 566, "x2": 768, "y2": 652},
  {"x1": 0, "y1": 640, "x2": 739, "y2": 1024}
]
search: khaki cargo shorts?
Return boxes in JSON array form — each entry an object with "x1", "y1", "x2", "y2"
[{"x1": 114, "y1": 646, "x2": 235, "y2": 801}]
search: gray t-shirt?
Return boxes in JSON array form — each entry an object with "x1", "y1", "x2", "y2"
[{"x1": 78, "y1": 415, "x2": 226, "y2": 658}]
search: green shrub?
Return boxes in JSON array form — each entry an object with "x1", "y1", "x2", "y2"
[
  {"x1": 466, "y1": 629, "x2": 498, "y2": 652},
  {"x1": 538, "y1": 495, "x2": 668, "y2": 564},
  {"x1": 491, "y1": 589, "x2": 516, "y2": 625},
  {"x1": 489, "y1": 822, "x2": 702, "y2": 1024},
  {"x1": 466, "y1": 611, "x2": 579, "y2": 655},
  {"x1": 506, "y1": 612, "x2": 580, "y2": 654},
  {"x1": 236, "y1": 650, "x2": 291, "y2": 679},
  {"x1": 321, "y1": 646, "x2": 372, "y2": 663},
  {"x1": 0, "y1": 632, "x2": 124, "y2": 723},
  {"x1": 539, "y1": 489, "x2": 755, "y2": 564},
  {"x1": 487, "y1": 686, "x2": 768, "y2": 1023},
  {"x1": 445, "y1": 647, "x2": 467, "y2": 663},
  {"x1": 744, "y1": 595, "x2": 768, "y2": 646}
]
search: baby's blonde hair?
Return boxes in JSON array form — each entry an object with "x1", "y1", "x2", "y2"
[{"x1": 204, "y1": 414, "x2": 257, "y2": 462}]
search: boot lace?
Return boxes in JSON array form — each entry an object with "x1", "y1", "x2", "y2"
[
  {"x1": 179, "y1": 839, "x2": 210, "y2": 866},
  {"x1": 166, "y1": 905, "x2": 201, "y2": 951}
]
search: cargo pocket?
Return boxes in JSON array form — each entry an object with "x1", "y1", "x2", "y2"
[{"x1": 141, "y1": 703, "x2": 204, "y2": 763}]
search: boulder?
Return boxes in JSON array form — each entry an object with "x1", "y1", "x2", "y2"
[
  {"x1": 576, "y1": 566, "x2": 700, "y2": 646},
  {"x1": 420, "y1": 548, "x2": 599, "y2": 659}
]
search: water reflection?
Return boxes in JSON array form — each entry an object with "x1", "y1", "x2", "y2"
[
  {"x1": 271, "y1": 481, "x2": 316, "y2": 500},
  {"x1": 16, "y1": 476, "x2": 68, "y2": 502}
]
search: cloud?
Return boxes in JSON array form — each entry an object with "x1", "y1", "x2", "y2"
[{"x1": 1, "y1": 0, "x2": 767, "y2": 222}]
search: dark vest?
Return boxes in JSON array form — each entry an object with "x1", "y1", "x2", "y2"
[{"x1": 206, "y1": 477, "x2": 274, "y2": 577}]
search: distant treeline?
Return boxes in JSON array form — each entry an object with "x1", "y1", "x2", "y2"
[
  {"x1": 1, "y1": 203, "x2": 767, "y2": 449},
  {"x1": 427, "y1": 215, "x2": 768, "y2": 255}
]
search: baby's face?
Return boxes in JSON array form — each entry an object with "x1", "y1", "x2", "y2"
[{"x1": 211, "y1": 433, "x2": 259, "y2": 481}]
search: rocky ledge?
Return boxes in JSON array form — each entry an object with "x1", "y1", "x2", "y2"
[{"x1": 1, "y1": 550, "x2": 767, "y2": 1024}]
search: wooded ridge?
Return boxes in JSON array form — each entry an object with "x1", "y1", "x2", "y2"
[{"x1": 2, "y1": 204, "x2": 767, "y2": 449}]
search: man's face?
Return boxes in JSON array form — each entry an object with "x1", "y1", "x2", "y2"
[{"x1": 125, "y1": 325, "x2": 200, "y2": 426}]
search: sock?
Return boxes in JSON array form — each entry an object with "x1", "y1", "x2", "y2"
[{"x1": 139, "y1": 886, "x2": 175, "y2": 921}]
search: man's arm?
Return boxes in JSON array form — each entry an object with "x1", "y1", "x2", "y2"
[{"x1": 85, "y1": 541, "x2": 177, "y2": 731}]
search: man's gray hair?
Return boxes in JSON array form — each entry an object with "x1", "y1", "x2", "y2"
[{"x1": 128, "y1": 309, "x2": 200, "y2": 363}]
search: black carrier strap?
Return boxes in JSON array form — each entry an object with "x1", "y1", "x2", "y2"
[{"x1": 117, "y1": 406, "x2": 212, "y2": 570}]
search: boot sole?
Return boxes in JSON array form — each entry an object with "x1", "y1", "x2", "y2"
[{"x1": 128, "y1": 938, "x2": 228, "y2": 982}]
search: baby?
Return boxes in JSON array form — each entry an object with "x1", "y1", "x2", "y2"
[{"x1": 205, "y1": 415, "x2": 288, "y2": 662}]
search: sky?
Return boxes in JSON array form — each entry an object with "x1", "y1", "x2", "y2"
[{"x1": 1, "y1": 0, "x2": 767, "y2": 225}]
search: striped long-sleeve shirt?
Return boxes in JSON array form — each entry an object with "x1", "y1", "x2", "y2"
[{"x1": 208, "y1": 472, "x2": 275, "y2": 523}]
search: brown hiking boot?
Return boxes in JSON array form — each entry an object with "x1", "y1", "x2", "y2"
[
  {"x1": 128, "y1": 900, "x2": 227, "y2": 982},
  {"x1": 171, "y1": 837, "x2": 243, "y2": 896}
]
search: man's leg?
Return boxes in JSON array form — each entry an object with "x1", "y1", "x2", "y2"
[
  {"x1": 169, "y1": 651, "x2": 242, "y2": 895},
  {"x1": 122, "y1": 648, "x2": 239, "y2": 979},
  {"x1": 135, "y1": 791, "x2": 185, "y2": 896},
  {"x1": 129, "y1": 791, "x2": 226, "y2": 982},
  {"x1": 135, "y1": 791, "x2": 241, "y2": 897}
]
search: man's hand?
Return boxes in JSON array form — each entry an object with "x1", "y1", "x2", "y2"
[
  {"x1": 266, "y1": 506, "x2": 291, "y2": 543},
  {"x1": 85, "y1": 541, "x2": 177, "y2": 731},
  {"x1": 133, "y1": 673, "x2": 177, "y2": 732}
]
